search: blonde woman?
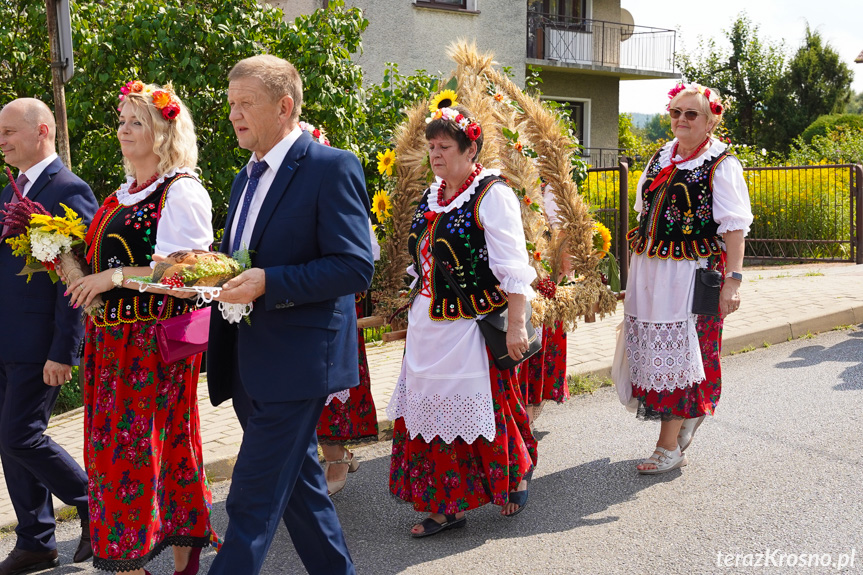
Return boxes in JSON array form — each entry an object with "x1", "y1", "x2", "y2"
[
  {"x1": 68, "y1": 81, "x2": 215, "y2": 575},
  {"x1": 624, "y1": 83, "x2": 752, "y2": 474}
]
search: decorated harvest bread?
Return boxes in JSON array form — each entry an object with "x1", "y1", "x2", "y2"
[{"x1": 151, "y1": 249, "x2": 241, "y2": 287}]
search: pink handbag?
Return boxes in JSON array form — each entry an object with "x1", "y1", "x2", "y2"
[{"x1": 155, "y1": 307, "x2": 211, "y2": 364}]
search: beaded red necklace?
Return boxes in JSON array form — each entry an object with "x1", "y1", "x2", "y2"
[
  {"x1": 437, "y1": 163, "x2": 483, "y2": 207},
  {"x1": 127, "y1": 173, "x2": 161, "y2": 196},
  {"x1": 670, "y1": 136, "x2": 711, "y2": 165}
]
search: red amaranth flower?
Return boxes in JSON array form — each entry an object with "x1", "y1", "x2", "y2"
[{"x1": 0, "y1": 167, "x2": 50, "y2": 240}]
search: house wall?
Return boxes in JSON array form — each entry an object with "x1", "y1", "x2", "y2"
[
  {"x1": 339, "y1": 1, "x2": 527, "y2": 86},
  {"x1": 268, "y1": 0, "x2": 324, "y2": 22},
  {"x1": 539, "y1": 70, "x2": 618, "y2": 150}
]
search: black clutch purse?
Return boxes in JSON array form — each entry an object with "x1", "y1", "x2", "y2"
[{"x1": 692, "y1": 268, "x2": 722, "y2": 316}]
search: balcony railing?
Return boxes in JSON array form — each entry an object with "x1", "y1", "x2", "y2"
[{"x1": 527, "y1": 12, "x2": 676, "y2": 74}]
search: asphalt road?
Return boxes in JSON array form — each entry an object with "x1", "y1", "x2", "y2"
[{"x1": 3, "y1": 327, "x2": 862, "y2": 574}]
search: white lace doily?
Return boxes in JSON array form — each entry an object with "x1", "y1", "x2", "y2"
[
  {"x1": 325, "y1": 389, "x2": 350, "y2": 406},
  {"x1": 131, "y1": 280, "x2": 253, "y2": 323},
  {"x1": 218, "y1": 302, "x2": 253, "y2": 324},
  {"x1": 386, "y1": 370, "x2": 495, "y2": 444},
  {"x1": 625, "y1": 314, "x2": 705, "y2": 393}
]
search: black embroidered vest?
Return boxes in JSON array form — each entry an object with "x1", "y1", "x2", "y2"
[
  {"x1": 88, "y1": 174, "x2": 193, "y2": 326},
  {"x1": 407, "y1": 175, "x2": 508, "y2": 321},
  {"x1": 627, "y1": 148, "x2": 731, "y2": 260}
]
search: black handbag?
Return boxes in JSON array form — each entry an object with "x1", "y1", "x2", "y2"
[
  {"x1": 692, "y1": 268, "x2": 722, "y2": 316},
  {"x1": 431, "y1": 248, "x2": 542, "y2": 370}
]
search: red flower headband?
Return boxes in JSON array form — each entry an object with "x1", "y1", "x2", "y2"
[
  {"x1": 118, "y1": 80, "x2": 182, "y2": 122},
  {"x1": 426, "y1": 107, "x2": 482, "y2": 141},
  {"x1": 667, "y1": 82, "x2": 724, "y2": 116}
]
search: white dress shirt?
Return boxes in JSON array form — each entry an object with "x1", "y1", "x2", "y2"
[
  {"x1": 229, "y1": 127, "x2": 303, "y2": 252},
  {"x1": 18, "y1": 153, "x2": 59, "y2": 196}
]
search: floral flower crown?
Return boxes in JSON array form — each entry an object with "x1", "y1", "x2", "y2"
[
  {"x1": 426, "y1": 107, "x2": 482, "y2": 141},
  {"x1": 426, "y1": 90, "x2": 482, "y2": 142},
  {"x1": 118, "y1": 80, "x2": 182, "y2": 122},
  {"x1": 667, "y1": 82, "x2": 724, "y2": 116},
  {"x1": 298, "y1": 121, "x2": 330, "y2": 146}
]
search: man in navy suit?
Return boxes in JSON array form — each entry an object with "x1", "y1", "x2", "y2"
[
  {"x1": 0, "y1": 98, "x2": 97, "y2": 574},
  {"x1": 207, "y1": 55, "x2": 373, "y2": 575}
]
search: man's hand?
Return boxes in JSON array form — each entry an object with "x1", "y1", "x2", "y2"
[
  {"x1": 44, "y1": 360, "x2": 72, "y2": 387},
  {"x1": 216, "y1": 268, "x2": 266, "y2": 305}
]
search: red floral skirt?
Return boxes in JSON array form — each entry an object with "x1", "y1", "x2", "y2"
[
  {"x1": 518, "y1": 321, "x2": 569, "y2": 405},
  {"x1": 632, "y1": 255, "x2": 725, "y2": 420},
  {"x1": 316, "y1": 324, "x2": 378, "y2": 444},
  {"x1": 389, "y1": 351, "x2": 537, "y2": 514},
  {"x1": 82, "y1": 319, "x2": 216, "y2": 572}
]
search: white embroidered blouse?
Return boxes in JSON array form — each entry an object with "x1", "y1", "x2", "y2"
[{"x1": 116, "y1": 167, "x2": 213, "y2": 262}]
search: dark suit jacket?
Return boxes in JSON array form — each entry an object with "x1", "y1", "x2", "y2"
[
  {"x1": 207, "y1": 131, "x2": 374, "y2": 405},
  {"x1": 0, "y1": 157, "x2": 98, "y2": 365}
]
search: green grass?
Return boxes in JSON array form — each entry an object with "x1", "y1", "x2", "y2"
[
  {"x1": 832, "y1": 324, "x2": 855, "y2": 331},
  {"x1": 567, "y1": 373, "x2": 612, "y2": 395},
  {"x1": 804, "y1": 271, "x2": 825, "y2": 277},
  {"x1": 728, "y1": 344, "x2": 756, "y2": 356},
  {"x1": 798, "y1": 331, "x2": 816, "y2": 339}
]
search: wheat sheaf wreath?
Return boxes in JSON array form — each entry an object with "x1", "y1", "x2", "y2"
[{"x1": 375, "y1": 41, "x2": 617, "y2": 331}]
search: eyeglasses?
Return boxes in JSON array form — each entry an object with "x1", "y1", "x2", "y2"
[{"x1": 668, "y1": 108, "x2": 702, "y2": 121}]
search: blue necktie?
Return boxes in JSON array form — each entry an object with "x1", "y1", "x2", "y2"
[{"x1": 231, "y1": 160, "x2": 268, "y2": 254}]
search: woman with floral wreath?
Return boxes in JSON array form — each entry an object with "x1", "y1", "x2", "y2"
[
  {"x1": 67, "y1": 80, "x2": 216, "y2": 574},
  {"x1": 623, "y1": 83, "x2": 752, "y2": 474},
  {"x1": 387, "y1": 101, "x2": 538, "y2": 537},
  {"x1": 300, "y1": 119, "x2": 382, "y2": 496}
]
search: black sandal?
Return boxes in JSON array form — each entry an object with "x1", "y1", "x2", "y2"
[
  {"x1": 504, "y1": 468, "x2": 533, "y2": 518},
  {"x1": 410, "y1": 513, "x2": 467, "y2": 538}
]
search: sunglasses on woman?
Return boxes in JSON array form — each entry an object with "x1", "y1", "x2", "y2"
[{"x1": 668, "y1": 108, "x2": 702, "y2": 121}]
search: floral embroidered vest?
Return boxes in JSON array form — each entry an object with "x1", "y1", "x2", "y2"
[
  {"x1": 626, "y1": 148, "x2": 731, "y2": 260},
  {"x1": 88, "y1": 174, "x2": 193, "y2": 326},
  {"x1": 407, "y1": 175, "x2": 508, "y2": 321}
]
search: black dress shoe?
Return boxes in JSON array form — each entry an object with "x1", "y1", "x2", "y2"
[
  {"x1": 0, "y1": 547, "x2": 59, "y2": 575},
  {"x1": 73, "y1": 521, "x2": 93, "y2": 563}
]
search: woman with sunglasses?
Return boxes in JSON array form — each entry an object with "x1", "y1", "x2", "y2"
[{"x1": 623, "y1": 83, "x2": 753, "y2": 474}]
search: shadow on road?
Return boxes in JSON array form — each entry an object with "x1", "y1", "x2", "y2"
[
  {"x1": 319, "y1": 452, "x2": 672, "y2": 575},
  {"x1": 774, "y1": 326, "x2": 863, "y2": 391}
]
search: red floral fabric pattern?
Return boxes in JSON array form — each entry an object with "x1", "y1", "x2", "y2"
[
  {"x1": 83, "y1": 319, "x2": 216, "y2": 572},
  {"x1": 518, "y1": 320, "x2": 569, "y2": 405},
  {"x1": 632, "y1": 254, "x2": 726, "y2": 419},
  {"x1": 389, "y1": 352, "x2": 537, "y2": 513},
  {"x1": 316, "y1": 298, "x2": 379, "y2": 443}
]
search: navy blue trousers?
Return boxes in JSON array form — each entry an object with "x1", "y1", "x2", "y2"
[
  {"x1": 208, "y1": 370, "x2": 355, "y2": 575},
  {"x1": 0, "y1": 361, "x2": 88, "y2": 552}
]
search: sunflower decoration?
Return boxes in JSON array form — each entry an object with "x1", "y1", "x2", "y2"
[
  {"x1": 592, "y1": 221, "x2": 612, "y2": 258},
  {"x1": 371, "y1": 189, "x2": 393, "y2": 222},
  {"x1": 429, "y1": 89, "x2": 459, "y2": 112},
  {"x1": 377, "y1": 149, "x2": 396, "y2": 177}
]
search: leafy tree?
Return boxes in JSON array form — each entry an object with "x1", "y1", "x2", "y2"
[
  {"x1": 800, "y1": 114, "x2": 863, "y2": 143},
  {"x1": 843, "y1": 91, "x2": 863, "y2": 115},
  {"x1": 361, "y1": 62, "x2": 439, "y2": 208},
  {"x1": 2, "y1": 0, "x2": 369, "y2": 227},
  {"x1": 0, "y1": 0, "x2": 51, "y2": 102},
  {"x1": 762, "y1": 27, "x2": 853, "y2": 150},
  {"x1": 677, "y1": 14, "x2": 785, "y2": 147},
  {"x1": 642, "y1": 113, "x2": 672, "y2": 143},
  {"x1": 618, "y1": 113, "x2": 639, "y2": 155}
]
